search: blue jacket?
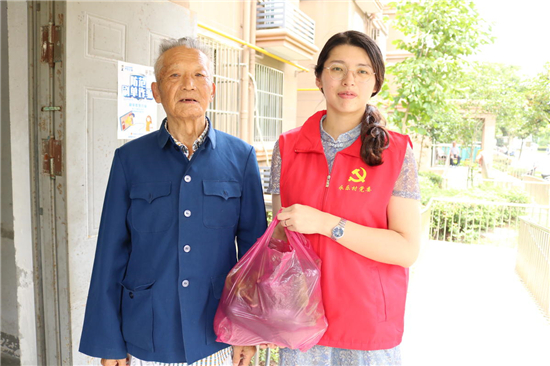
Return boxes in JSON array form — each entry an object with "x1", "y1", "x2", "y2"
[{"x1": 79, "y1": 119, "x2": 267, "y2": 363}]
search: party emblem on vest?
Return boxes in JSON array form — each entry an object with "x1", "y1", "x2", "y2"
[
  {"x1": 339, "y1": 167, "x2": 371, "y2": 193},
  {"x1": 348, "y1": 167, "x2": 366, "y2": 183}
]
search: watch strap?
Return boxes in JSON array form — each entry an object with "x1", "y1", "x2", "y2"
[{"x1": 331, "y1": 218, "x2": 347, "y2": 241}]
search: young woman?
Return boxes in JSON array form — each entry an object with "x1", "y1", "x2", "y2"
[{"x1": 267, "y1": 31, "x2": 421, "y2": 365}]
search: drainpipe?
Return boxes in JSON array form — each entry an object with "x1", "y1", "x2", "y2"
[
  {"x1": 249, "y1": 72, "x2": 270, "y2": 166},
  {"x1": 248, "y1": 0, "x2": 256, "y2": 145},
  {"x1": 240, "y1": 0, "x2": 251, "y2": 142}
]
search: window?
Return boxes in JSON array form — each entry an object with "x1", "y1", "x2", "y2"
[
  {"x1": 254, "y1": 64, "x2": 283, "y2": 142},
  {"x1": 199, "y1": 35, "x2": 241, "y2": 137},
  {"x1": 370, "y1": 27, "x2": 380, "y2": 41},
  {"x1": 364, "y1": 16, "x2": 378, "y2": 41}
]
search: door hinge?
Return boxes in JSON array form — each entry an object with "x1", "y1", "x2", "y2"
[
  {"x1": 41, "y1": 23, "x2": 62, "y2": 68},
  {"x1": 42, "y1": 138, "x2": 63, "y2": 178}
]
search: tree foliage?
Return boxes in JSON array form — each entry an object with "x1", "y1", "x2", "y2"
[
  {"x1": 448, "y1": 62, "x2": 550, "y2": 147},
  {"x1": 524, "y1": 63, "x2": 550, "y2": 140},
  {"x1": 384, "y1": 0, "x2": 493, "y2": 139},
  {"x1": 448, "y1": 62, "x2": 526, "y2": 152}
]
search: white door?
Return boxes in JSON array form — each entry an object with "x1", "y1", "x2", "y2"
[{"x1": 62, "y1": 2, "x2": 194, "y2": 364}]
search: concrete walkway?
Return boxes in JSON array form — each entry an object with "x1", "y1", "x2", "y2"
[
  {"x1": 443, "y1": 164, "x2": 523, "y2": 191},
  {"x1": 402, "y1": 241, "x2": 550, "y2": 366}
]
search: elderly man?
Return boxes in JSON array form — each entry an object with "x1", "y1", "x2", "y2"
[{"x1": 79, "y1": 38, "x2": 267, "y2": 366}]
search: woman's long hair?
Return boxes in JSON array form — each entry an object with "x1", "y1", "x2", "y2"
[{"x1": 315, "y1": 31, "x2": 389, "y2": 166}]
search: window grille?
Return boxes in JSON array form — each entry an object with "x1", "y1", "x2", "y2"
[
  {"x1": 365, "y1": 16, "x2": 379, "y2": 41},
  {"x1": 254, "y1": 64, "x2": 284, "y2": 142},
  {"x1": 199, "y1": 35, "x2": 241, "y2": 137},
  {"x1": 370, "y1": 27, "x2": 380, "y2": 41}
]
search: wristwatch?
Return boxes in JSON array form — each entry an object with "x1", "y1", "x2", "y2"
[{"x1": 330, "y1": 218, "x2": 347, "y2": 241}]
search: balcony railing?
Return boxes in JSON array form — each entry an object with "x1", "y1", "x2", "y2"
[
  {"x1": 257, "y1": 1, "x2": 315, "y2": 45},
  {"x1": 516, "y1": 217, "x2": 550, "y2": 318}
]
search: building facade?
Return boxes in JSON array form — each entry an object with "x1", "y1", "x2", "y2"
[{"x1": 1, "y1": 1, "x2": 391, "y2": 365}]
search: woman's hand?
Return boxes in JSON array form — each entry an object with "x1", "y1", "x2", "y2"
[{"x1": 277, "y1": 204, "x2": 337, "y2": 236}]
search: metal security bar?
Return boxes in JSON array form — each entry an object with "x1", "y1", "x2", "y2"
[
  {"x1": 254, "y1": 64, "x2": 283, "y2": 143},
  {"x1": 199, "y1": 35, "x2": 242, "y2": 137},
  {"x1": 516, "y1": 218, "x2": 550, "y2": 318},
  {"x1": 429, "y1": 197, "x2": 550, "y2": 246},
  {"x1": 257, "y1": 0, "x2": 316, "y2": 44}
]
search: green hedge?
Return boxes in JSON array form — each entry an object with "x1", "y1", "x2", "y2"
[
  {"x1": 425, "y1": 183, "x2": 531, "y2": 244},
  {"x1": 419, "y1": 170, "x2": 443, "y2": 188}
]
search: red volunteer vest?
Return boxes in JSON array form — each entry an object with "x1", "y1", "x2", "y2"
[{"x1": 279, "y1": 110, "x2": 411, "y2": 351}]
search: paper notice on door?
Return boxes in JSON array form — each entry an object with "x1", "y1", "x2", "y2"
[{"x1": 118, "y1": 61, "x2": 157, "y2": 140}]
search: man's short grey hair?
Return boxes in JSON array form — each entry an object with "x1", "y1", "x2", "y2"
[{"x1": 154, "y1": 37, "x2": 213, "y2": 82}]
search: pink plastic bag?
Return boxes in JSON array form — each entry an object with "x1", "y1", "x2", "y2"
[{"x1": 214, "y1": 216, "x2": 327, "y2": 351}]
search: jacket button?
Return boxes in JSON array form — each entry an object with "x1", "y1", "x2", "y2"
[
  {"x1": 129, "y1": 292, "x2": 134, "y2": 299},
  {"x1": 184, "y1": 175, "x2": 191, "y2": 182},
  {"x1": 181, "y1": 280, "x2": 189, "y2": 288},
  {"x1": 184, "y1": 210, "x2": 191, "y2": 217},
  {"x1": 183, "y1": 245, "x2": 191, "y2": 253}
]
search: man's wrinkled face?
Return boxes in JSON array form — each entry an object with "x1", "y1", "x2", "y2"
[{"x1": 152, "y1": 46, "x2": 215, "y2": 122}]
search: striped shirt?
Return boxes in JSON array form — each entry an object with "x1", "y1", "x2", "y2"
[{"x1": 130, "y1": 347, "x2": 232, "y2": 366}]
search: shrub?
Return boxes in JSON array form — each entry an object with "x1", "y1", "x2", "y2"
[
  {"x1": 419, "y1": 171, "x2": 457, "y2": 206},
  {"x1": 428, "y1": 183, "x2": 531, "y2": 244},
  {"x1": 257, "y1": 347, "x2": 279, "y2": 366},
  {"x1": 419, "y1": 170, "x2": 443, "y2": 188}
]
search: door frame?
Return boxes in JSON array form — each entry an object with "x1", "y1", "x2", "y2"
[
  {"x1": 29, "y1": 1, "x2": 72, "y2": 364},
  {"x1": 7, "y1": 1, "x2": 72, "y2": 364}
]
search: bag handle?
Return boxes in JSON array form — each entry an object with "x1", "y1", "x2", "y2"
[
  {"x1": 263, "y1": 210, "x2": 282, "y2": 240},
  {"x1": 267, "y1": 210, "x2": 304, "y2": 246}
]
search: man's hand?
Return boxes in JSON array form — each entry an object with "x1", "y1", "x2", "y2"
[
  {"x1": 232, "y1": 346, "x2": 256, "y2": 366},
  {"x1": 101, "y1": 358, "x2": 128, "y2": 366}
]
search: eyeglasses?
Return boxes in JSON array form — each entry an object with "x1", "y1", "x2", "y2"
[{"x1": 324, "y1": 63, "x2": 375, "y2": 83}]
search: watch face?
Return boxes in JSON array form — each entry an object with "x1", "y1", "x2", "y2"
[{"x1": 332, "y1": 226, "x2": 344, "y2": 239}]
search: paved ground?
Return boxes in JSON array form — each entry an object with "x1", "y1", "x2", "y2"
[
  {"x1": 402, "y1": 240, "x2": 550, "y2": 366},
  {"x1": 443, "y1": 164, "x2": 525, "y2": 191},
  {"x1": 404, "y1": 163, "x2": 550, "y2": 365}
]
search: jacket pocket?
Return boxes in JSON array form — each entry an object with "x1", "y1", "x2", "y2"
[
  {"x1": 202, "y1": 180, "x2": 241, "y2": 228},
  {"x1": 130, "y1": 182, "x2": 173, "y2": 232},
  {"x1": 205, "y1": 274, "x2": 228, "y2": 344},
  {"x1": 373, "y1": 267, "x2": 387, "y2": 322},
  {"x1": 121, "y1": 280, "x2": 155, "y2": 351}
]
